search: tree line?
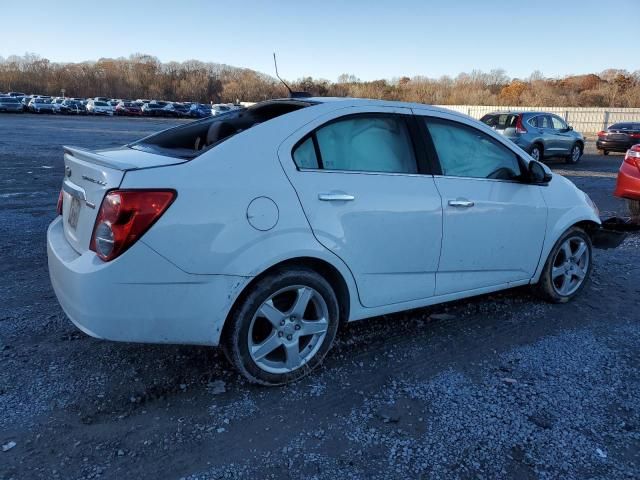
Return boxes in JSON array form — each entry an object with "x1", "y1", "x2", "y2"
[{"x1": 1, "y1": 54, "x2": 638, "y2": 108}]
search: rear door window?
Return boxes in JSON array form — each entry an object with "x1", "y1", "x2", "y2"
[
  {"x1": 537, "y1": 115, "x2": 553, "y2": 129},
  {"x1": 293, "y1": 115, "x2": 418, "y2": 174}
]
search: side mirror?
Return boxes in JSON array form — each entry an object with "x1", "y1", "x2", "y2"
[
  {"x1": 567, "y1": 125, "x2": 573, "y2": 131},
  {"x1": 528, "y1": 160, "x2": 552, "y2": 184}
]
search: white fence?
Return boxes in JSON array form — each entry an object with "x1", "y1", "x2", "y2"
[{"x1": 436, "y1": 105, "x2": 640, "y2": 134}]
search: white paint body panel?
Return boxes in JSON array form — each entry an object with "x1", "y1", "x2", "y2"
[
  {"x1": 46, "y1": 98, "x2": 601, "y2": 346},
  {"x1": 277, "y1": 105, "x2": 442, "y2": 308}
]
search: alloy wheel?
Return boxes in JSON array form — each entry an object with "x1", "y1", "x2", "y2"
[
  {"x1": 248, "y1": 285, "x2": 329, "y2": 374},
  {"x1": 551, "y1": 236, "x2": 590, "y2": 296},
  {"x1": 571, "y1": 145, "x2": 581, "y2": 162},
  {"x1": 531, "y1": 147, "x2": 541, "y2": 161}
]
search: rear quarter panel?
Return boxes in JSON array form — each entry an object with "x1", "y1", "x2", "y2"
[{"x1": 120, "y1": 106, "x2": 361, "y2": 314}]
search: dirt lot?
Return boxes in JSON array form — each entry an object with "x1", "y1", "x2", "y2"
[{"x1": 1, "y1": 114, "x2": 639, "y2": 480}]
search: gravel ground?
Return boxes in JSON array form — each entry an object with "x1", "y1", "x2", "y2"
[{"x1": 0, "y1": 114, "x2": 638, "y2": 479}]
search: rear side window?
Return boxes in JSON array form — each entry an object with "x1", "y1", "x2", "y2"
[
  {"x1": 293, "y1": 115, "x2": 417, "y2": 174},
  {"x1": 293, "y1": 137, "x2": 319, "y2": 169},
  {"x1": 425, "y1": 118, "x2": 521, "y2": 180}
]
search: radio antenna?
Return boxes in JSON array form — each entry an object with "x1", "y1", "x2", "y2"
[
  {"x1": 273, "y1": 52, "x2": 293, "y2": 96},
  {"x1": 272, "y1": 53, "x2": 311, "y2": 98}
]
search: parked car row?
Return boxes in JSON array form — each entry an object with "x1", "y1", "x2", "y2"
[{"x1": 0, "y1": 91, "x2": 242, "y2": 118}]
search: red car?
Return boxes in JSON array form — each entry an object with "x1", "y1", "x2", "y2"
[
  {"x1": 115, "y1": 101, "x2": 142, "y2": 116},
  {"x1": 614, "y1": 144, "x2": 640, "y2": 217}
]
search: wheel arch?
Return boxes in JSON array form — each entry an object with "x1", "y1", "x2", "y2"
[
  {"x1": 532, "y1": 214, "x2": 601, "y2": 283},
  {"x1": 221, "y1": 256, "x2": 354, "y2": 343}
]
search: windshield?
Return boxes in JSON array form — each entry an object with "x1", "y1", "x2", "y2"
[{"x1": 94, "y1": 101, "x2": 108, "y2": 106}]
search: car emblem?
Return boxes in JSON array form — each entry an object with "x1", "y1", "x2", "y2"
[
  {"x1": 81, "y1": 175, "x2": 107, "y2": 186},
  {"x1": 65, "y1": 166, "x2": 72, "y2": 177}
]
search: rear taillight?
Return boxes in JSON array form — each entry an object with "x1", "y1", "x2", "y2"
[
  {"x1": 515, "y1": 115, "x2": 527, "y2": 134},
  {"x1": 597, "y1": 131, "x2": 607, "y2": 138},
  {"x1": 56, "y1": 189, "x2": 63, "y2": 215},
  {"x1": 90, "y1": 189, "x2": 176, "y2": 261},
  {"x1": 623, "y1": 145, "x2": 640, "y2": 170},
  {"x1": 630, "y1": 133, "x2": 640, "y2": 139}
]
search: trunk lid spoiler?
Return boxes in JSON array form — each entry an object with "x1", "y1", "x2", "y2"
[{"x1": 63, "y1": 145, "x2": 187, "y2": 171}]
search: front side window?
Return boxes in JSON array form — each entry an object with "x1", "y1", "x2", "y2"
[
  {"x1": 551, "y1": 116, "x2": 567, "y2": 130},
  {"x1": 425, "y1": 118, "x2": 522, "y2": 180},
  {"x1": 293, "y1": 115, "x2": 417, "y2": 174}
]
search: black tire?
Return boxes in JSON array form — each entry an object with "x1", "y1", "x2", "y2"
[
  {"x1": 565, "y1": 143, "x2": 582, "y2": 164},
  {"x1": 530, "y1": 144, "x2": 543, "y2": 162},
  {"x1": 223, "y1": 267, "x2": 340, "y2": 386},
  {"x1": 603, "y1": 150, "x2": 609, "y2": 156},
  {"x1": 629, "y1": 199, "x2": 640, "y2": 219},
  {"x1": 535, "y1": 227, "x2": 592, "y2": 303}
]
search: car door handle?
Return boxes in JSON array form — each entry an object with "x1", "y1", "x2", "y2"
[
  {"x1": 448, "y1": 199, "x2": 474, "y2": 208},
  {"x1": 318, "y1": 193, "x2": 355, "y2": 201}
]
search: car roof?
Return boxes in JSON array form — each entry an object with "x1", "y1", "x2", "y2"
[
  {"x1": 265, "y1": 96, "x2": 470, "y2": 118},
  {"x1": 482, "y1": 111, "x2": 550, "y2": 117}
]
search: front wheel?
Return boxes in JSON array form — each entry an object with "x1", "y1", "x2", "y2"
[
  {"x1": 566, "y1": 144, "x2": 582, "y2": 164},
  {"x1": 223, "y1": 268, "x2": 339, "y2": 385},
  {"x1": 536, "y1": 227, "x2": 592, "y2": 303}
]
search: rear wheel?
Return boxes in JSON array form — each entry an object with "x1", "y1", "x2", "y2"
[
  {"x1": 223, "y1": 268, "x2": 339, "y2": 385},
  {"x1": 565, "y1": 143, "x2": 582, "y2": 164},
  {"x1": 530, "y1": 144, "x2": 543, "y2": 161},
  {"x1": 536, "y1": 227, "x2": 592, "y2": 303}
]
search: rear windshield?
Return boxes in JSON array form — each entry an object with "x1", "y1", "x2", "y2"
[
  {"x1": 480, "y1": 113, "x2": 518, "y2": 129},
  {"x1": 609, "y1": 123, "x2": 639, "y2": 130},
  {"x1": 130, "y1": 100, "x2": 314, "y2": 160}
]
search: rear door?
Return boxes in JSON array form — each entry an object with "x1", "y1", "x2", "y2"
[
  {"x1": 278, "y1": 106, "x2": 443, "y2": 308},
  {"x1": 413, "y1": 109, "x2": 547, "y2": 295}
]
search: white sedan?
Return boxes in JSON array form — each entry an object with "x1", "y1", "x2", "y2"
[
  {"x1": 48, "y1": 97, "x2": 609, "y2": 385},
  {"x1": 86, "y1": 100, "x2": 114, "y2": 115}
]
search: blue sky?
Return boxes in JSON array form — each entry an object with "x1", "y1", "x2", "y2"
[{"x1": 1, "y1": 0, "x2": 636, "y2": 81}]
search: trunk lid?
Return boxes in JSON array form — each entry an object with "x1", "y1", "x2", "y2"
[{"x1": 61, "y1": 146, "x2": 185, "y2": 254}]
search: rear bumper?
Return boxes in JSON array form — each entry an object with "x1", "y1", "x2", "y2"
[
  {"x1": 47, "y1": 216, "x2": 249, "y2": 346},
  {"x1": 596, "y1": 139, "x2": 636, "y2": 152}
]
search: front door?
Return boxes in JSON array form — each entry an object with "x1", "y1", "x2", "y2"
[
  {"x1": 415, "y1": 112, "x2": 547, "y2": 295},
  {"x1": 278, "y1": 107, "x2": 443, "y2": 308}
]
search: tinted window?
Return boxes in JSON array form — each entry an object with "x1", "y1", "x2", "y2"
[
  {"x1": 609, "y1": 123, "x2": 635, "y2": 130},
  {"x1": 536, "y1": 115, "x2": 552, "y2": 129},
  {"x1": 482, "y1": 114, "x2": 518, "y2": 129},
  {"x1": 293, "y1": 137, "x2": 319, "y2": 169},
  {"x1": 425, "y1": 118, "x2": 521, "y2": 180},
  {"x1": 302, "y1": 115, "x2": 418, "y2": 173},
  {"x1": 94, "y1": 101, "x2": 108, "y2": 106},
  {"x1": 1, "y1": 98, "x2": 19, "y2": 103},
  {"x1": 551, "y1": 116, "x2": 567, "y2": 130}
]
